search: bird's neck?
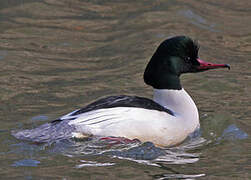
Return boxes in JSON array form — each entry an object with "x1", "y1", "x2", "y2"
[{"x1": 153, "y1": 88, "x2": 199, "y2": 132}]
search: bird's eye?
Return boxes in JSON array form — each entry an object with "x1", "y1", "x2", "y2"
[{"x1": 184, "y1": 57, "x2": 191, "y2": 63}]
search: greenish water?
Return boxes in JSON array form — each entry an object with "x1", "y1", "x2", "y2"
[{"x1": 0, "y1": 0, "x2": 250, "y2": 179}]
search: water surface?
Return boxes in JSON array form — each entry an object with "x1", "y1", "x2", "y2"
[{"x1": 0, "y1": 0, "x2": 250, "y2": 179}]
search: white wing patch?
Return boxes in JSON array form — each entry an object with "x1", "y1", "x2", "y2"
[
  {"x1": 67, "y1": 107, "x2": 133, "y2": 136},
  {"x1": 66, "y1": 107, "x2": 176, "y2": 138},
  {"x1": 60, "y1": 109, "x2": 80, "y2": 120},
  {"x1": 68, "y1": 108, "x2": 130, "y2": 125}
]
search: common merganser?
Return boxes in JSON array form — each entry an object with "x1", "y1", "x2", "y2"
[{"x1": 13, "y1": 36, "x2": 230, "y2": 147}]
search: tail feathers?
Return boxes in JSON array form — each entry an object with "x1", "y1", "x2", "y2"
[{"x1": 12, "y1": 120, "x2": 76, "y2": 143}]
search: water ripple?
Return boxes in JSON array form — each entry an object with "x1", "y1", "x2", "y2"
[
  {"x1": 12, "y1": 159, "x2": 40, "y2": 167},
  {"x1": 76, "y1": 160, "x2": 115, "y2": 168},
  {"x1": 178, "y1": 9, "x2": 220, "y2": 32}
]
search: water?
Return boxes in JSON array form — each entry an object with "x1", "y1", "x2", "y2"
[{"x1": 0, "y1": 0, "x2": 250, "y2": 179}]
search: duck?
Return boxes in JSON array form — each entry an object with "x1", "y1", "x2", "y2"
[{"x1": 13, "y1": 36, "x2": 230, "y2": 147}]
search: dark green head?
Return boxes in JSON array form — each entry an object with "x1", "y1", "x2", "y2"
[{"x1": 144, "y1": 36, "x2": 230, "y2": 90}]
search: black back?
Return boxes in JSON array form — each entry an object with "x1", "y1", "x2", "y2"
[{"x1": 70, "y1": 95, "x2": 174, "y2": 116}]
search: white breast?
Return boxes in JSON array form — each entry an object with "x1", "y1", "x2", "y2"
[{"x1": 153, "y1": 88, "x2": 200, "y2": 134}]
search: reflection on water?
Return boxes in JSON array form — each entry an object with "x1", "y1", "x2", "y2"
[
  {"x1": 156, "y1": 173, "x2": 205, "y2": 180},
  {"x1": 0, "y1": 0, "x2": 251, "y2": 179},
  {"x1": 9, "y1": 130, "x2": 208, "y2": 178},
  {"x1": 12, "y1": 159, "x2": 40, "y2": 167},
  {"x1": 27, "y1": 131, "x2": 206, "y2": 163},
  {"x1": 76, "y1": 160, "x2": 115, "y2": 168},
  {"x1": 220, "y1": 124, "x2": 248, "y2": 141}
]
